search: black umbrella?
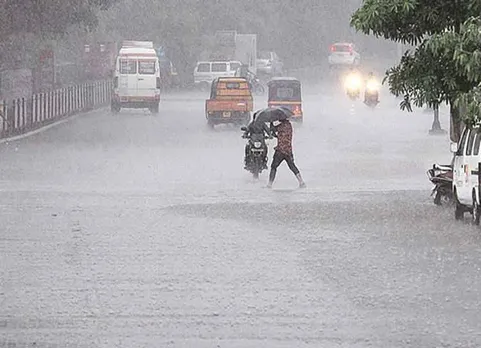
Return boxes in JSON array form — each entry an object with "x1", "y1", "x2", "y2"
[{"x1": 253, "y1": 107, "x2": 293, "y2": 126}]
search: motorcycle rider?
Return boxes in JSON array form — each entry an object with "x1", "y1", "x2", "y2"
[
  {"x1": 364, "y1": 71, "x2": 379, "y2": 103},
  {"x1": 267, "y1": 108, "x2": 306, "y2": 189},
  {"x1": 243, "y1": 111, "x2": 272, "y2": 170}
]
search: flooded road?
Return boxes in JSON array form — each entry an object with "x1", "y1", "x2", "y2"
[{"x1": 2, "y1": 87, "x2": 480, "y2": 348}]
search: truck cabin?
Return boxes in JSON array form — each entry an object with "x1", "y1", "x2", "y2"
[{"x1": 210, "y1": 77, "x2": 252, "y2": 100}]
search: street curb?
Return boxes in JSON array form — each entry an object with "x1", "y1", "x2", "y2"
[{"x1": 0, "y1": 107, "x2": 106, "y2": 144}]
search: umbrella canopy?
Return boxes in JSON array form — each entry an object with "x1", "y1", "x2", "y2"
[{"x1": 253, "y1": 107, "x2": 293, "y2": 126}]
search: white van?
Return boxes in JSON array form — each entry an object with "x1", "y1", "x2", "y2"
[
  {"x1": 451, "y1": 126, "x2": 481, "y2": 223},
  {"x1": 111, "y1": 41, "x2": 161, "y2": 113},
  {"x1": 193, "y1": 61, "x2": 242, "y2": 90}
]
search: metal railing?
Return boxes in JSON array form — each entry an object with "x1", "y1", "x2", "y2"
[{"x1": 0, "y1": 80, "x2": 112, "y2": 139}]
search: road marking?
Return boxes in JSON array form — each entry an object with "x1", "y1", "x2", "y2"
[{"x1": 0, "y1": 108, "x2": 106, "y2": 144}]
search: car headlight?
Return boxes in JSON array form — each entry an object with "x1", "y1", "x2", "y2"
[{"x1": 253, "y1": 141, "x2": 262, "y2": 148}]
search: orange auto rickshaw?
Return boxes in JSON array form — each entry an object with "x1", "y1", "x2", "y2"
[{"x1": 267, "y1": 77, "x2": 303, "y2": 123}]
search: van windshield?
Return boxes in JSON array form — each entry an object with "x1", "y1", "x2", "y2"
[
  {"x1": 212, "y1": 63, "x2": 227, "y2": 72},
  {"x1": 120, "y1": 60, "x2": 137, "y2": 74},
  {"x1": 139, "y1": 61, "x2": 156, "y2": 75},
  {"x1": 197, "y1": 63, "x2": 210, "y2": 72},
  {"x1": 230, "y1": 62, "x2": 241, "y2": 71}
]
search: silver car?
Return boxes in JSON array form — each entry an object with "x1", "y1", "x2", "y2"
[{"x1": 256, "y1": 51, "x2": 283, "y2": 76}]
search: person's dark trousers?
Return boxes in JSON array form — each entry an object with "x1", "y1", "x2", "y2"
[{"x1": 269, "y1": 150, "x2": 300, "y2": 182}]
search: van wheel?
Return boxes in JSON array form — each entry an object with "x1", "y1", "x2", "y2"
[
  {"x1": 473, "y1": 193, "x2": 480, "y2": 225},
  {"x1": 454, "y1": 190, "x2": 465, "y2": 220}
]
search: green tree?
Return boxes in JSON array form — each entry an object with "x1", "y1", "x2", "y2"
[
  {"x1": 351, "y1": 0, "x2": 481, "y2": 141},
  {"x1": 428, "y1": 17, "x2": 481, "y2": 129},
  {"x1": 0, "y1": 0, "x2": 115, "y2": 39}
]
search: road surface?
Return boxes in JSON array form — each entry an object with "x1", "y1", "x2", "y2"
[{"x1": 1, "y1": 85, "x2": 481, "y2": 348}]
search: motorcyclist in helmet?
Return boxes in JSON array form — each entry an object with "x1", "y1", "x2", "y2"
[
  {"x1": 365, "y1": 71, "x2": 376, "y2": 85},
  {"x1": 243, "y1": 111, "x2": 272, "y2": 170}
]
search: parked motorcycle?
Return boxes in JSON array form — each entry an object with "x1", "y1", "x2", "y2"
[
  {"x1": 426, "y1": 163, "x2": 453, "y2": 206},
  {"x1": 241, "y1": 126, "x2": 270, "y2": 179}
]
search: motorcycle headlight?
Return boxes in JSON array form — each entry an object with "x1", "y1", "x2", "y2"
[
  {"x1": 345, "y1": 75, "x2": 361, "y2": 89},
  {"x1": 366, "y1": 80, "x2": 379, "y2": 92},
  {"x1": 253, "y1": 141, "x2": 262, "y2": 148}
]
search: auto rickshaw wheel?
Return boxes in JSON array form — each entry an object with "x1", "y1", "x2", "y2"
[{"x1": 207, "y1": 120, "x2": 215, "y2": 129}]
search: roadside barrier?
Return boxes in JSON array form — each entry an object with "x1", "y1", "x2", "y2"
[{"x1": 0, "y1": 80, "x2": 112, "y2": 139}]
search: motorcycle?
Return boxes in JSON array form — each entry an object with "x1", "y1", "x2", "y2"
[
  {"x1": 241, "y1": 126, "x2": 270, "y2": 179},
  {"x1": 426, "y1": 163, "x2": 453, "y2": 206},
  {"x1": 247, "y1": 73, "x2": 265, "y2": 95},
  {"x1": 364, "y1": 79, "x2": 380, "y2": 108},
  {"x1": 345, "y1": 73, "x2": 362, "y2": 100},
  {"x1": 251, "y1": 78, "x2": 265, "y2": 95}
]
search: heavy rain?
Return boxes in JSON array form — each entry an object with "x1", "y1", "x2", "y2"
[{"x1": 1, "y1": 0, "x2": 481, "y2": 347}]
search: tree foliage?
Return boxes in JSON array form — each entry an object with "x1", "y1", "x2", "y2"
[
  {"x1": 428, "y1": 17, "x2": 481, "y2": 128},
  {"x1": 0, "y1": 0, "x2": 115, "y2": 39},
  {"x1": 351, "y1": 0, "x2": 481, "y2": 141}
]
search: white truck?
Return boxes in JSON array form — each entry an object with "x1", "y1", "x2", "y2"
[
  {"x1": 111, "y1": 41, "x2": 161, "y2": 114},
  {"x1": 203, "y1": 31, "x2": 257, "y2": 75},
  {"x1": 235, "y1": 34, "x2": 257, "y2": 75}
]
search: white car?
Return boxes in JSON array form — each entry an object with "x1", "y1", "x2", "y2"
[
  {"x1": 328, "y1": 42, "x2": 361, "y2": 67},
  {"x1": 451, "y1": 126, "x2": 481, "y2": 223}
]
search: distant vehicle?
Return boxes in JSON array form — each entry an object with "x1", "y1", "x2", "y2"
[
  {"x1": 193, "y1": 61, "x2": 242, "y2": 90},
  {"x1": 82, "y1": 42, "x2": 118, "y2": 81},
  {"x1": 256, "y1": 51, "x2": 283, "y2": 76},
  {"x1": 328, "y1": 42, "x2": 361, "y2": 67},
  {"x1": 111, "y1": 41, "x2": 161, "y2": 114}
]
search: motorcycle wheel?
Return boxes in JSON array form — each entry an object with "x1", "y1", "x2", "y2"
[
  {"x1": 255, "y1": 85, "x2": 265, "y2": 95},
  {"x1": 251, "y1": 160, "x2": 261, "y2": 179},
  {"x1": 434, "y1": 191, "x2": 453, "y2": 206}
]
